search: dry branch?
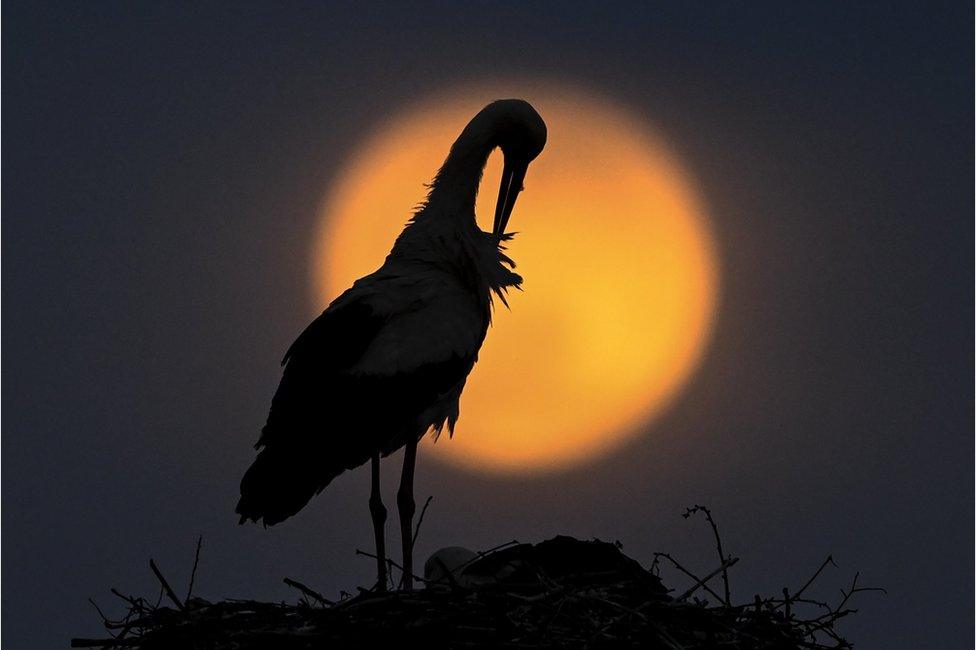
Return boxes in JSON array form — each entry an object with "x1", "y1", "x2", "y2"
[
  {"x1": 148, "y1": 559, "x2": 184, "y2": 611},
  {"x1": 683, "y1": 505, "x2": 731, "y2": 606},
  {"x1": 185, "y1": 535, "x2": 203, "y2": 602},
  {"x1": 283, "y1": 577, "x2": 333, "y2": 606},
  {"x1": 411, "y1": 495, "x2": 434, "y2": 546},
  {"x1": 674, "y1": 556, "x2": 739, "y2": 602}
]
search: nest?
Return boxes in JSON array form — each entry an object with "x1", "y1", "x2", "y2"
[{"x1": 73, "y1": 507, "x2": 879, "y2": 649}]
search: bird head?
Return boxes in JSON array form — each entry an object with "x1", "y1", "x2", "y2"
[{"x1": 482, "y1": 99, "x2": 547, "y2": 237}]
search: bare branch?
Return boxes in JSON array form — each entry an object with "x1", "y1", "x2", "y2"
[
  {"x1": 674, "y1": 556, "x2": 739, "y2": 602},
  {"x1": 774, "y1": 555, "x2": 835, "y2": 613},
  {"x1": 355, "y1": 548, "x2": 427, "y2": 587},
  {"x1": 186, "y1": 535, "x2": 203, "y2": 602},
  {"x1": 683, "y1": 504, "x2": 731, "y2": 606},
  {"x1": 652, "y1": 552, "x2": 724, "y2": 603},
  {"x1": 283, "y1": 577, "x2": 334, "y2": 605},
  {"x1": 411, "y1": 495, "x2": 434, "y2": 546},
  {"x1": 148, "y1": 559, "x2": 185, "y2": 611}
]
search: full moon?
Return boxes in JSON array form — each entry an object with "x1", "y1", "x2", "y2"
[{"x1": 314, "y1": 82, "x2": 718, "y2": 476}]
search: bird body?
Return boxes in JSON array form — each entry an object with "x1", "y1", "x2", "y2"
[
  {"x1": 236, "y1": 239, "x2": 514, "y2": 526},
  {"x1": 237, "y1": 98, "x2": 546, "y2": 588}
]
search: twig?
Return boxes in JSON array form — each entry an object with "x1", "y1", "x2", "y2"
[
  {"x1": 109, "y1": 589, "x2": 141, "y2": 609},
  {"x1": 652, "y1": 552, "x2": 724, "y2": 603},
  {"x1": 649, "y1": 554, "x2": 662, "y2": 576},
  {"x1": 683, "y1": 505, "x2": 731, "y2": 606},
  {"x1": 148, "y1": 559, "x2": 185, "y2": 611},
  {"x1": 774, "y1": 555, "x2": 835, "y2": 613},
  {"x1": 674, "y1": 556, "x2": 739, "y2": 602},
  {"x1": 355, "y1": 549, "x2": 427, "y2": 587},
  {"x1": 109, "y1": 587, "x2": 152, "y2": 636},
  {"x1": 411, "y1": 496, "x2": 434, "y2": 546},
  {"x1": 87, "y1": 598, "x2": 112, "y2": 627},
  {"x1": 790, "y1": 596, "x2": 833, "y2": 611},
  {"x1": 795, "y1": 555, "x2": 835, "y2": 601},
  {"x1": 455, "y1": 539, "x2": 521, "y2": 574},
  {"x1": 835, "y1": 572, "x2": 886, "y2": 612},
  {"x1": 186, "y1": 535, "x2": 203, "y2": 602},
  {"x1": 283, "y1": 577, "x2": 334, "y2": 605}
]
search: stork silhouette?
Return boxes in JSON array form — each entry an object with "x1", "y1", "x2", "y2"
[{"x1": 237, "y1": 99, "x2": 547, "y2": 590}]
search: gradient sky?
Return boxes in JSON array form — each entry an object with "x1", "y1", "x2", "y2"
[{"x1": 4, "y1": 3, "x2": 973, "y2": 648}]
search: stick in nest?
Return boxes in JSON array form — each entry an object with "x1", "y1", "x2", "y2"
[
  {"x1": 773, "y1": 555, "x2": 836, "y2": 613},
  {"x1": 283, "y1": 577, "x2": 334, "y2": 605},
  {"x1": 411, "y1": 495, "x2": 434, "y2": 546},
  {"x1": 674, "y1": 556, "x2": 739, "y2": 602},
  {"x1": 148, "y1": 559, "x2": 185, "y2": 611},
  {"x1": 355, "y1": 549, "x2": 427, "y2": 588},
  {"x1": 185, "y1": 535, "x2": 203, "y2": 602},
  {"x1": 683, "y1": 504, "x2": 732, "y2": 607},
  {"x1": 652, "y1": 552, "x2": 724, "y2": 603}
]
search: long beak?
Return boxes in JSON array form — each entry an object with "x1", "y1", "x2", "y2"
[{"x1": 492, "y1": 158, "x2": 528, "y2": 237}]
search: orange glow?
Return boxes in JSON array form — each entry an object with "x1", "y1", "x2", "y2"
[{"x1": 314, "y1": 82, "x2": 719, "y2": 475}]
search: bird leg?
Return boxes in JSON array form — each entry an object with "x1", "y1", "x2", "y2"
[
  {"x1": 397, "y1": 437, "x2": 418, "y2": 590},
  {"x1": 369, "y1": 453, "x2": 388, "y2": 592}
]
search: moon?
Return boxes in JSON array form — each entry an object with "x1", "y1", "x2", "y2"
[{"x1": 314, "y1": 82, "x2": 719, "y2": 476}]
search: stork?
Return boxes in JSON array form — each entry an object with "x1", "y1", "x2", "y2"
[{"x1": 236, "y1": 99, "x2": 547, "y2": 591}]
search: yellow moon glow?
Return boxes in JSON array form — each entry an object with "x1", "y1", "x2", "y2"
[{"x1": 314, "y1": 83, "x2": 718, "y2": 476}]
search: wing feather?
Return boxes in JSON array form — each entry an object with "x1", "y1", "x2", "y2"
[{"x1": 237, "y1": 289, "x2": 478, "y2": 526}]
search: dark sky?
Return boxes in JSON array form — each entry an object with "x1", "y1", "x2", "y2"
[{"x1": 4, "y1": 2, "x2": 973, "y2": 648}]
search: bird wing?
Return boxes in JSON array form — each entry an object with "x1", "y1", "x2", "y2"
[
  {"x1": 279, "y1": 293, "x2": 381, "y2": 370},
  {"x1": 257, "y1": 292, "x2": 384, "y2": 452},
  {"x1": 237, "y1": 275, "x2": 485, "y2": 526}
]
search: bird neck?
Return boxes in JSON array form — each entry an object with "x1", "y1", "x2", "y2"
[{"x1": 423, "y1": 126, "x2": 496, "y2": 221}]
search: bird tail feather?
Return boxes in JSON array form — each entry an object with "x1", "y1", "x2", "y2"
[{"x1": 235, "y1": 445, "x2": 345, "y2": 527}]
